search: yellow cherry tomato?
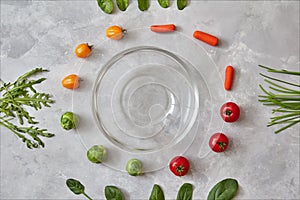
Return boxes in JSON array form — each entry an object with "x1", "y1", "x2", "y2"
[
  {"x1": 75, "y1": 43, "x2": 92, "y2": 58},
  {"x1": 106, "y1": 25, "x2": 126, "y2": 40},
  {"x1": 62, "y1": 74, "x2": 80, "y2": 89}
]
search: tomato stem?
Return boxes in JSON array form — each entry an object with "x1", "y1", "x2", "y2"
[
  {"x1": 87, "y1": 44, "x2": 93, "y2": 50},
  {"x1": 224, "y1": 110, "x2": 232, "y2": 116},
  {"x1": 176, "y1": 165, "x2": 184, "y2": 176},
  {"x1": 217, "y1": 142, "x2": 227, "y2": 150}
]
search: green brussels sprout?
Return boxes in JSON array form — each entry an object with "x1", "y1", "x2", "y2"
[
  {"x1": 87, "y1": 145, "x2": 107, "y2": 163},
  {"x1": 126, "y1": 158, "x2": 143, "y2": 176},
  {"x1": 60, "y1": 111, "x2": 79, "y2": 130}
]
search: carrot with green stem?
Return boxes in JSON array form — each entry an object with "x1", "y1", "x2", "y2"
[{"x1": 193, "y1": 30, "x2": 218, "y2": 46}]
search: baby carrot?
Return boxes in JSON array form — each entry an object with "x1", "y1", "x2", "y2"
[
  {"x1": 150, "y1": 24, "x2": 176, "y2": 33},
  {"x1": 193, "y1": 30, "x2": 218, "y2": 46},
  {"x1": 224, "y1": 65, "x2": 234, "y2": 90}
]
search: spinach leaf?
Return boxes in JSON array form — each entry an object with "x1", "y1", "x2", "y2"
[
  {"x1": 105, "y1": 185, "x2": 123, "y2": 200},
  {"x1": 116, "y1": 0, "x2": 128, "y2": 11},
  {"x1": 149, "y1": 184, "x2": 165, "y2": 200},
  {"x1": 207, "y1": 178, "x2": 238, "y2": 200},
  {"x1": 97, "y1": 0, "x2": 114, "y2": 14},
  {"x1": 158, "y1": 0, "x2": 169, "y2": 8},
  {"x1": 138, "y1": 0, "x2": 149, "y2": 11},
  {"x1": 176, "y1": 183, "x2": 193, "y2": 200},
  {"x1": 177, "y1": 0, "x2": 187, "y2": 10},
  {"x1": 66, "y1": 178, "x2": 93, "y2": 200},
  {"x1": 66, "y1": 178, "x2": 85, "y2": 195}
]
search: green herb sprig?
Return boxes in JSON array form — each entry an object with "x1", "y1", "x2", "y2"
[
  {"x1": 258, "y1": 65, "x2": 300, "y2": 134},
  {"x1": 0, "y1": 68, "x2": 55, "y2": 148}
]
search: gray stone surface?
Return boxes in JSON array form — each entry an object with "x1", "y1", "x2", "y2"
[{"x1": 1, "y1": 1, "x2": 299, "y2": 199}]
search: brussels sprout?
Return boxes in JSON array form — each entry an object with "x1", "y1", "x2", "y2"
[
  {"x1": 87, "y1": 145, "x2": 107, "y2": 163},
  {"x1": 60, "y1": 111, "x2": 79, "y2": 130},
  {"x1": 126, "y1": 158, "x2": 143, "y2": 176}
]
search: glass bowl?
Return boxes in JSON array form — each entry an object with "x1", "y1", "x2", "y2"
[
  {"x1": 72, "y1": 29, "x2": 224, "y2": 172},
  {"x1": 92, "y1": 46, "x2": 199, "y2": 152}
]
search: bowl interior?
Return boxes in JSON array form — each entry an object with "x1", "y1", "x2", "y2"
[{"x1": 92, "y1": 47, "x2": 199, "y2": 152}]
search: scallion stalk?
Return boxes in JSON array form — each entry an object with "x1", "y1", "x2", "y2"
[{"x1": 258, "y1": 65, "x2": 300, "y2": 134}]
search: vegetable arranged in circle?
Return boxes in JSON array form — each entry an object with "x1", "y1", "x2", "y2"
[
  {"x1": 169, "y1": 156, "x2": 190, "y2": 176},
  {"x1": 87, "y1": 145, "x2": 107, "y2": 163},
  {"x1": 150, "y1": 24, "x2": 176, "y2": 33},
  {"x1": 126, "y1": 158, "x2": 143, "y2": 176},
  {"x1": 106, "y1": 25, "x2": 126, "y2": 40},
  {"x1": 193, "y1": 30, "x2": 218, "y2": 46},
  {"x1": 62, "y1": 74, "x2": 80, "y2": 89},
  {"x1": 207, "y1": 178, "x2": 238, "y2": 200},
  {"x1": 60, "y1": 111, "x2": 79, "y2": 130},
  {"x1": 209, "y1": 133, "x2": 229, "y2": 153},
  {"x1": 220, "y1": 102, "x2": 240, "y2": 123},
  {"x1": 224, "y1": 65, "x2": 234, "y2": 91},
  {"x1": 75, "y1": 43, "x2": 92, "y2": 58}
]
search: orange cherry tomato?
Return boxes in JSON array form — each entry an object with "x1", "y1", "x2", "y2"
[
  {"x1": 75, "y1": 43, "x2": 92, "y2": 58},
  {"x1": 62, "y1": 74, "x2": 80, "y2": 89},
  {"x1": 106, "y1": 25, "x2": 125, "y2": 40}
]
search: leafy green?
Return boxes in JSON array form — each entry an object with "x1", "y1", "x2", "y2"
[
  {"x1": 177, "y1": 0, "x2": 187, "y2": 10},
  {"x1": 149, "y1": 184, "x2": 165, "y2": 200},
  {"x1": 87, "y1": 145, "x2": 107, "y2": 163},
  {"x1": 126, "y1": 158, "x2": 143, "y2": 176},
  {"x1": 0, "y1": 68, "x2": 54, "y2": 149},
  {"x1": 176, "y1": 183, "x2": 193, "y2": 200},
  {"x1": 258, "y1": 65, "x2": 300, "y2": 134},
  {"x1": 158, "y1": 0, "x2": 169, "y2": 8},
  {"x1": 207, "y1": 178, "x2": 238, "y2": 200},
  {"x1": 66, "y1": 178, "x2": 93, "y2": 200},
  {"x1": 116, "y1": 0, "x2": 128, "y2": 11},
  {"x1": 105, "y1": 185, "x2": 123, "y2": 200},
  {"x1": 138, "y1": 0, "x2": 149, "y2": 11},
  {"x1": 97, "y1": 0, "x2": 114, "y2": 14},
  {"x1": 60, "y1": 111, "x2": 79, "y2": 130}
]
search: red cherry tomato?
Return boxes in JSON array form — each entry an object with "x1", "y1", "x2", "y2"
[
  {"x1": 169, "y1": 156, "x2": 190, "y2": 176},
  {"x1": 209, "y1": 133, "x2": 229, "y2": 153},
  {"x1": 220, "y1": 102, "x2": 240, "y2": 123}
]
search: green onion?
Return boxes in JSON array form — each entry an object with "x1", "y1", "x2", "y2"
[{"x1": 258, "y1": 65, "x2": 300, "y2": 134}]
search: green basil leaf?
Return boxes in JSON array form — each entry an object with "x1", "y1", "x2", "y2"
[
  {"x1": 158, "y1": 0, "x2": 169, "y2": 8},
  {"x1": 116, "y1": 0, "x2": 128, "y2": 11},
  {"x1": 207, "y1": 178, "x2": 238, "y2": 200},
  {"x1": 149, "y1": 184, "x2": 165, "y2": 200},
  {"x1": 97, "y1": 0, "x2": 114, "y2": 14},
  {"x1": 66, "y1": 178, "x2": 85, "y2": 195},
  {"x1": 138, "y1": 0, "x2": 149, "y2": 11},
  {"x1": 176, "y1": 183, "x2": 193, "y2": 200},
  {"x1": 105, "y1": 185, "x2": 123, "y2": 200},
  {"x1": 177, "y1": 0, "x2": 187, "y2": 10}
]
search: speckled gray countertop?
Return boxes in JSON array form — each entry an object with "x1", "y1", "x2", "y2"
[{"x1": 1, "y1": 1, "x2": 299, "y2": 199}]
